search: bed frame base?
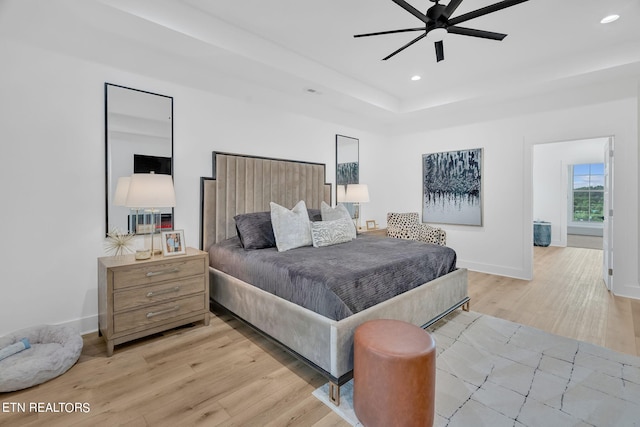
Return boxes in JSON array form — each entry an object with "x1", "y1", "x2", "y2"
[
  {"x1": 211, "y1": 296, "x2": 470, "y2": 406},
  {"x1": 329, "y1": 382, "x2": 340, "y2": 405}
]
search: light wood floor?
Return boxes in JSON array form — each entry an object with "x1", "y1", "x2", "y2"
[{"x1": 1, "y1": 246, "x2": 639, "y2": 426}]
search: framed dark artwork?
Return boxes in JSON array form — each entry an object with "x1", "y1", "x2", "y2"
[
  {"x1": 422, "y1": 148, "x2": 483, "y2": 226},
  {"x1": 335, "y1": 134, "x2": 359, "y2": 217}
]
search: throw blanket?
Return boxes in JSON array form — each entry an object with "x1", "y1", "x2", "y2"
[{"x1": 209, "y1": 234, "x2": 457, "y2": 321}]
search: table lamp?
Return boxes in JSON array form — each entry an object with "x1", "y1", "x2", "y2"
[
  {"x1": 125, "y1": 172, "x2": 176, "y2": 259},
  {"x1": 344, "y1": 184, "x2": 369, "y2": 230}
]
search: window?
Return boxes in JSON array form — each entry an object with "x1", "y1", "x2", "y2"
[{"x1": 572, "y1": 163, "x2": 604, "y2": 223}]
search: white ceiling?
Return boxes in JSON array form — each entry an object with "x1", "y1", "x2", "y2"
[{"x1": 3, "y1": 0, "x2": 640, "y2": 132}]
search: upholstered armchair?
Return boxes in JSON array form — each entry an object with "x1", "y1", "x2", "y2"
[{"x1": 386, "y1": 212, "x2": 446, "y2": 246}]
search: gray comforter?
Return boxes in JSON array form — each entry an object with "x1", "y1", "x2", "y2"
[{"x1": 209, "y1": 234, "x2": 457, "y2": 321}]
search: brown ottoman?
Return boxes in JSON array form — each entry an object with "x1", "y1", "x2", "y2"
[{"x1": 353, "y1": 319, "x2": 436, "y2": 427}]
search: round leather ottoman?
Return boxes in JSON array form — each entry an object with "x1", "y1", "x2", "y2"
[{"x1": 353, "y1": 319, "x2": 436, "y2": 427}]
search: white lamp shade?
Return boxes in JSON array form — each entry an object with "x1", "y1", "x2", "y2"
[
  {"x1": 336, "y1": 185, "x2": 346, "y2": 203},
  {"x1": 344, "y1": 184, "x2": 370, "y2": 203},
  {"x1": 113, "y1": 176, "x2": 131, "y2": 206},
  {"x1": 125, "y1": 173, "x2": 176, "y2": 208}
]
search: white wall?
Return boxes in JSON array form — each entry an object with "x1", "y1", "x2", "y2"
[
  {"x1": 533, "y1": 138, "x2": 607, "y2": 247},
  {"x1": 1, "y1": 38, "x2": 639, "y2": 337},
  {"x1": 0, "y1": 38, "x2": 385, "y2": 336},
  {"x1": 362, "y1": 98, "x2": 638, "y2": 299}
]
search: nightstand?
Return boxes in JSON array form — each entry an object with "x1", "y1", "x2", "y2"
[
  {"x1": 358, "y1": 227, "x2": 388, "y2": 237},
  {"x1": 98, "y1": 247, "x2": 210, "y2": 356}
]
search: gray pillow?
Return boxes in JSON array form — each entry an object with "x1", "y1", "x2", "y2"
[
  {"x1": 270, "y1": 200, "x2": 312, "y2": 252},
  {"x1": 234, "y1": 211, "x2": 276, "y2": 249},
  {"x1": 307, "y1": 208, "x2": 322, "y2": 222},
  {"x1": 311, "y1": 218, "x2": 356, "y2": 247},
  {"x1": 320, "y1": 201, "x2": 356, "y2": 239}
]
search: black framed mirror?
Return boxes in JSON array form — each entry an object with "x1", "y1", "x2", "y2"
[
  {"x1": 105, "y1": 83, "x2": 174, "y2": 235},
  {"x1": 335, "y1": 134, "x2": 359, "y2": 215}
]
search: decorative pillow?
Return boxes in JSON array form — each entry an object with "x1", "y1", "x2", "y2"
[
  {"x1": 234, "y1": 211, "x2": 276, "y2": 249},
  {"x1": 320, "y1": 201, "x2": 350, "y2": 221},
  {"x1": 311, "y1": 218, "x2": 356, "y2": 248},
  {"x1": 270, "y1": 200, "x2": 312, "y2": 252},
  {"x1": 321, "y1": 201, "x2": 356, "y2": 238},
  {"x1": 307, "y1": 208, "x2": 322, "y2": 222}
]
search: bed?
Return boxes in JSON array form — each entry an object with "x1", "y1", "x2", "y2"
[{"x1": 200, "y1": 152, "x2": 469, "y2": 404}]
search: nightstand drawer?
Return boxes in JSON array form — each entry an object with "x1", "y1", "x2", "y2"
[
  {"x1": 113, "y1": 294, "x2": 206, "y2": 334},
  {"x1": 113, "y1": 258, "x2": 205, "y2": 289},
  {"x1": 114, "y1": 276, "x2": 206, "y2": 312}
]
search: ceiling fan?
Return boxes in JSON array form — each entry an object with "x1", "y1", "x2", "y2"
[{"x1": 354, "y1": 0, "x2": 529, "y2": 62}]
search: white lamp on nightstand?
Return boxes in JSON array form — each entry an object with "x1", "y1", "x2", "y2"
[
  {"x1": 113, "y1": 176, "x2": 138, "y2": 233},
  {"x1": 336, "y1": 184, "x2": 346, "y2": 204},
  {"x1": 125, "y1": 172, "x2": 176, "y2": 259},
  {"x1": 344, "y1": 184, "x2": 369, "y2": 230}
]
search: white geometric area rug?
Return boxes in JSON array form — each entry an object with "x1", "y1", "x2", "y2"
[{"x1": 313, "y1": 311, "x2": 640, "y2": 427}]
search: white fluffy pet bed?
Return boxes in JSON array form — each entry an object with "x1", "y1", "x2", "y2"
[{"x1": 0, "y1": 325, "x2": 83, "y2": 392}]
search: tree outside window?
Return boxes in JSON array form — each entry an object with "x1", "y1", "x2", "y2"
[{"x1": 572, "y1": 163, "x2": 604, "y2": 223}]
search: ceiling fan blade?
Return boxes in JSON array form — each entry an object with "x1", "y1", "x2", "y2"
[
  {"x1": 447, "y1": 26, "x2": 507, "y2": 40},
  {"x1": 448, "y1": 0, "x2": 528, "y2": 26},
  {"x1": 391, "y1": 0, "x2": 431, "y2": 25},
  {"x1": 383, "y1": 32, "x2": 428, "y2": 60},
  {"x1": 435, "y1": 40, "x2": 444, "y2": 62},
  {"x1": 354, "y1": 27, "x2": 425, "y2": 38},
  {"x1": 443, "y1": 0, "x2": 464, "y2": 20}
]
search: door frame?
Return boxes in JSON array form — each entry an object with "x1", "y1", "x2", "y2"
[
  {"x1": 528, "y1": 136, "x2": 614, "y2": 286},
  {"x1": 603, "y1": 137, "x2": 614, "y2": 290}
]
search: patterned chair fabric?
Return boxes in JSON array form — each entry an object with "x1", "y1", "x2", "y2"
[{"x1": 386, "y1": 212, "x2": 446, "y2": 246}]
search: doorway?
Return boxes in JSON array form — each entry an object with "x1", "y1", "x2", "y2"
[{"x1": 532, "y1": 136, "x2": 613, "y2": 289}]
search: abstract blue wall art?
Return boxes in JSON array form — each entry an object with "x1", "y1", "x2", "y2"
[{"x1": 422, "y1": 148, "x2": 483, "y2": 226}]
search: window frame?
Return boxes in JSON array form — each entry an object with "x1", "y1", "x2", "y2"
[{"x1": 569, "y1": 163, "x2": 605, "y2": 226}]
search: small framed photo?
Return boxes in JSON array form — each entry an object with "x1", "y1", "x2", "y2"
[
  {"x1": 366, "y1": 220, "x2": 377, "y2": 230},
  {"x1": 161, "y1": 230, "x2": 186, "y2": 256}
]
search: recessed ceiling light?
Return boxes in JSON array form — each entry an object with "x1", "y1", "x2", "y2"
[
  {"x1": 600, "y1": 14, "x2": 619, "y2": 24},
  {"x1": 411, "y1": 75, "x2": 421, "y2": 81}
]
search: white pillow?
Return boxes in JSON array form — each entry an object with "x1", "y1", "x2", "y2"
[
  {"x1": 320, "y1": 201, "x2": 356, "y2": 239},
  {"x1": 270, "y1": 200, "x2": 312, "y2": 252},
  {"x1": 311, "y1": 218, "x2": 356, "y2": 247}
]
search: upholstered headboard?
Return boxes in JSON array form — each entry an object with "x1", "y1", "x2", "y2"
[{"x1": 200, "y1": 152, "x2": 332, "y2": 251}]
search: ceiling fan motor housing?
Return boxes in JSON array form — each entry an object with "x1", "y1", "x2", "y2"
[
  {"x1": 353, "y1": 0, "x2": 529, "y2": 62},
  {"x1": 427, "y1": 3, "x2": 446, "y2": 23}
]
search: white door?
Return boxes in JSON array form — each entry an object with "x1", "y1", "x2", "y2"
[{"x1": 603, "y1": 138, "x2": 614, "y2": 291}]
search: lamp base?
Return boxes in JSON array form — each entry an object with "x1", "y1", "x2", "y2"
[{"x1": 135, "y1": 249, "x2": 151, "y2": 260}]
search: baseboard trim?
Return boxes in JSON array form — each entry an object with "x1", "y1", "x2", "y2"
[
  {"x1": 457, "y1": 260, "x2": 530, "y2": 280},
  {"x1": 57, "y1": 315, "x2": 98, "y2": 336},
  {"x1": 613, "y1": 283, "x2": 640, "y2": 300}
]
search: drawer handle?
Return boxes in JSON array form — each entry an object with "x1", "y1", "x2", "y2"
[
  {"x1": 146, "y1": 267, "x2": 179, "y2": 277},
  {"x1": 146, "y1": 305, "x2": 180, "y2": 318},
  {"x1": 146, "y1": 286, "x2": 181, "y2": 298}
]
